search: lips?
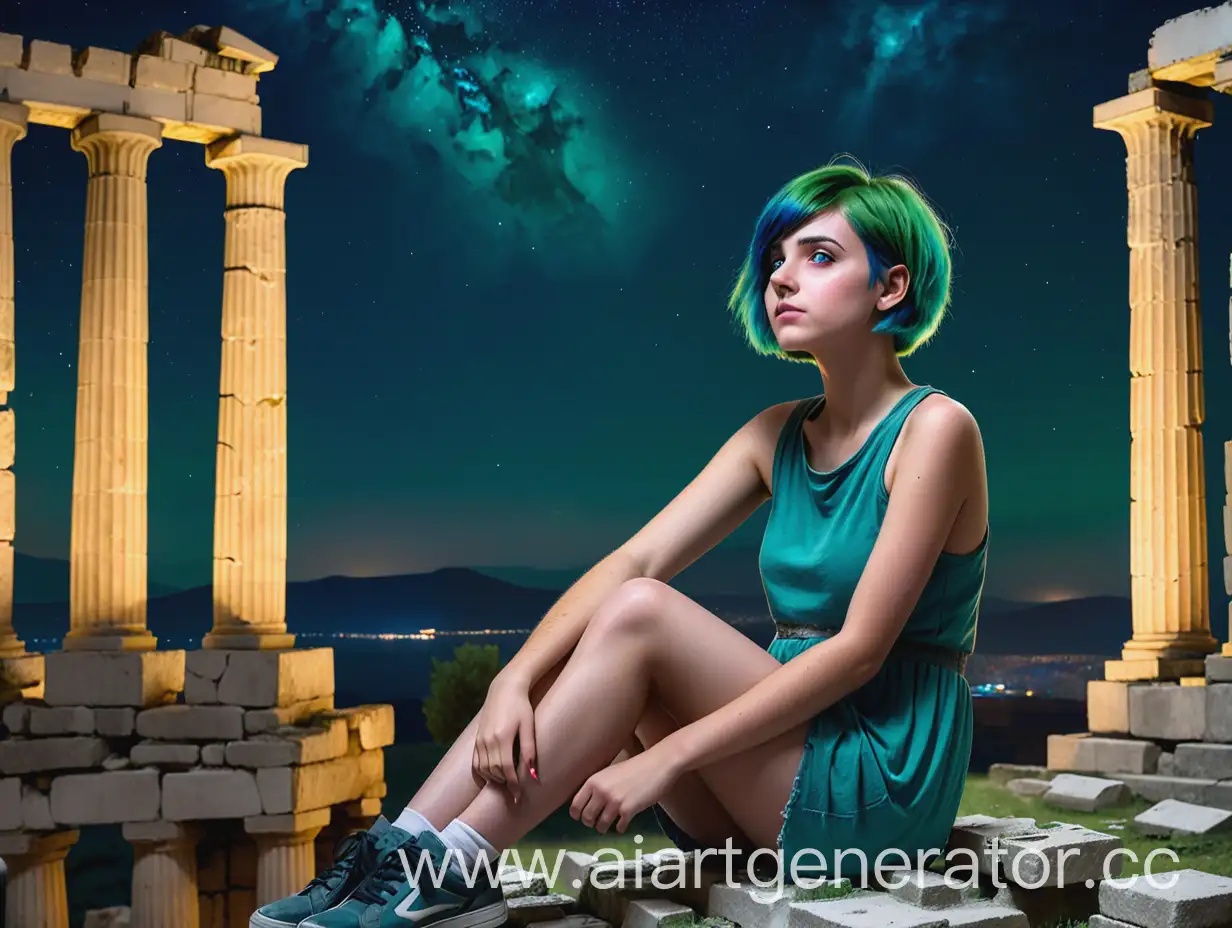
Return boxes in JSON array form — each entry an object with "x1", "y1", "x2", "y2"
[{"x1": 776, "y1": 303, "x2": 804, "y2": 317}]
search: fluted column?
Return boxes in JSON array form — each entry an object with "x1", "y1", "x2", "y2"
[
  {"x1": 247, "y1": 809, "x2": 329, "y2": 906},
  {"x1": 64, "y1": 113, "x2": 162, "y2": 652},
  {"x1": 1095, "y1": 85, "x2": 1220, "y2": 681},
  {"x1": 124, "y1": 822, "x2": 200, "y2": 928},
  {"x1": 0, "y1": 102, "x2": 39, "y2": 699},
  {"x1": 1, "y1": 830, "x2": 78, "y2": 928},
  {"x1": 203, "y1": 135, "x2": 307, "y2": 650}
]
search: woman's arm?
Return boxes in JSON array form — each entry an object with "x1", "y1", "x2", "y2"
[
  {"x1": 497, "y1": 402, "x2": 793, "y2": 690},
  {"x1": 656, "y1": 399, "x2": 985, "y2": 775}
]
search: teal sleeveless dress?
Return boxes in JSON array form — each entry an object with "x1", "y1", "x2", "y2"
[{"x1": 765, "y1": 385, "x2": 987, "y2": 876}]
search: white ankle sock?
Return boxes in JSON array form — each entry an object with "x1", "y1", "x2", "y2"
[
  {"x1": 440, "y1": 818, "x2": 499, "y2": 869},
  {"x1": 392, "y1": 807, "x2": 441, "y2": 837}
]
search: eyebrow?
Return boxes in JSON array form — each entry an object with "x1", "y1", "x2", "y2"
[{"x1": 770, "y1": 234, "x2": 846, "y2": 255}]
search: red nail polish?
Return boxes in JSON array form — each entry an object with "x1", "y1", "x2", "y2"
[{"x1": 529, "y1": 766, "x2": 539, "y2": 781}]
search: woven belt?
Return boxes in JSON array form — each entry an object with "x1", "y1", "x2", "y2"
[{"x1": 773, "y1": 623, "x2": 969, "y2": 676}]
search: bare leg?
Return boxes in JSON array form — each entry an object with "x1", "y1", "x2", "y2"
[{"x1": 457, "y1": 578, "x2": 808, "y2": 849}]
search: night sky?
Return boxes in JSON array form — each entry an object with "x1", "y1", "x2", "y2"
[{"x1": 2, "y1": 0, "x2": 1229, "y2": 612}]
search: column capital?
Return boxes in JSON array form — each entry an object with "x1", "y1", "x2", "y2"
[
  {"x1": 70, "y1": 113, "x2": 162, "y2": 179},
  {"x1": 1094, "y1": 86, "x2": 1213, "y2": 134},
  {"x1": 122, "y1": 820, "x2": 200, "y2": 847},
  {"x1": 205, "y1": 135, "x2": 308, "y2": 209},
  {"x1": 0, "y1": 102, "x2": 28, "y2": 142}
]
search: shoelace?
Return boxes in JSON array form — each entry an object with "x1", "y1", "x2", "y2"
[
  {"x1": 350, "y1": 836, "x2": 423, "y2": 906},
  {"x1": 301, "y1": 830, "x2": 376, "y2": 895}
]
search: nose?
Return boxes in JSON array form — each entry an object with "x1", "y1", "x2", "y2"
[{"x1": 768, "y1": 261, "x2": 795, "y2": 297}]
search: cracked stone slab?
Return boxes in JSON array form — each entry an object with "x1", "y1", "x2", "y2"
[
  {"x1": 948, "y1": 817, "x2": 1123, "y2": 888},
  {"x1": 499, "y1": 866, "x2": 549, "y2": 899},
  {"x1": 1134, "y1": 798, "x2": 1232, "y2": 837},
  {"x1": 787, "y1": 894, "x2": 949, "y2": 928},
  {"x1": 1099, "y1": 868, "x2": 1232, "y2": 927}
]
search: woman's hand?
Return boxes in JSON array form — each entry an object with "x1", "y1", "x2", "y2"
[
  {"x1": 570, "y1": 747, "x2": 681, "y2": 834},
  {"x1": 472, "y1": 670, "x2": 538, "y2": 802}
]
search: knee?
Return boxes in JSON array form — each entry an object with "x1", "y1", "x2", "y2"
[{"x1": 590, "y1": 577, "x2": 672, "y2": 639}]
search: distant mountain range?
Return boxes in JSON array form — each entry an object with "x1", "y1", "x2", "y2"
[{"x1": 8, "y1": 553, "x2": 1136, "y2": 655}]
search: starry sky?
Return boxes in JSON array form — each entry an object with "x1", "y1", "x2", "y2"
[{"x1": 3, "y1": 0, "x2": 1230, "y2": 611}]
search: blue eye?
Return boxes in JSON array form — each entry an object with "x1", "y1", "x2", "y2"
[{"x1": 809, "y1": 251, "x2": 833, "y2": 264}]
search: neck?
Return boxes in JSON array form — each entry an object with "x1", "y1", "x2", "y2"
[{"x1": 812, "y1": 337, "x2": 913, "y2": 434}]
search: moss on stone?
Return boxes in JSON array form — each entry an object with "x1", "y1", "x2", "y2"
[{"x1": 791, "y1": 880, "x2": 854, "y2": 902}]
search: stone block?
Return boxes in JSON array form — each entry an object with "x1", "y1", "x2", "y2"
[
  {"x1": 243, "y1": 807, "x2": 331, "y2": 834},
  {"x1": 947, "y1": 816, "x2": 1122, "y2": 888},
  {"x1": 126, "y1": 86, "x2": 188, "y2": 123},
  {"x1": 0, "y1": 34, "x2": 21, "y2": 69},
  {"x1": 0, "y1": 777, "x2": 19, "y2": 829},
  {"x1": 184, "y1": 649, "x2": 228, "y2": 703},
  {"x1": 22, "y1": 783, "x2": 53, "y2": 830},
  {"x1": 2, "y1": 699, "x2": 28, "y2": 733},
  {"x1": 192, "y1": 65, "x2": 257, "y2": 102},
  {"x1": 44, "y1": 650, "x2": 184, "y2": 707},
  {"x1": 507, "y1": 894, "x2": 578, "y2": 926},
  {"x1": 1098, "y1": 867, "x2": 1232, "y2": 927},
  {"x1": 73, "y1": 47, "x2": 130, "y2": 85},
  {"x1": 212, "y1": 648, "x2": 334, "y2": 708},
  {"x1": 1206, "y1": 653, "x2": 1232, "y2": 682},
  {"x1": 881, "y1": 869, "x2": 964, "y2": 908},
  {"x1": 1205, "y1": 684, "x2": 1232, "y2": 741},
  {"x1": 201, "y1": 743, "x2": 226, "y2": 765},
  {"x1": 557, "y1": 851, "x2": 597, "y2": 896},
  {"x1": 256, "y1": 748, "x2": 383, "y2": 814},
  {"x1": 136, "y1": 705, "x2": 244, "y2": 741},
  {"x1": 189, "y1": 92, "x2": 261, "y2": 135},
  {"x1": 622, "y1": 899, "x2": 694, "y2": 928},
  {"x1": 0, "y1": 736, "x2": 108, "y2": 774},
  {"x1": 1007, "y1": 778, "x2": 1051, "y2": 797},
  {"x1": 1088, "y1": 680, "x2": 1131, "y2": 734},
  {"x1": 323, "y1": 703, "x2": 395, "y2": 750},
  {"x1": 1046, "y1": 733, "x2": 1089, "y2": 770},
  {"x1": 24, "y1": 40, "x2": 72, "y2": 75},
  {"x1": 132, "y1": 55, "x2": 193, "y2": 92},
  {"x1": 1158, "y1": 752, "x2": 1175, "y2": 776},
  {"x1": 1042, "y1": 773, "x2": 1131, "y2": 812},
  {"x1": 1072, "y1": 736, "x2": 1160, "y2": 775},
  {"x1": 499, "y1": 867, "x2": 549, "y2": 899},
  {"x1": 1117, "y1": 773, "x2": 1217, "y2": 805},
  {"x1": 1133, "y1": 798, "x2": 1232, "y2": 837},
  {"x1": 122, "y1": 820, "x2": 197, "y2": 845},
  {"x1": 243, "y1": 694, "x2": 334, "y2": 733},
  {"x1": 50, "y1": 768, "x2": 161, "y2": 824},
  {"x1": 29, "y1": 705, "x2": 94, "y2": 736},
  {"x1": 162, "y1": 768, "x2": 261, "y2": 820},
  {"x1": 343, "y1": 796, "x2": 383, "y2": 819},
  {"x1": 1173, "y1": 743, "x2": 1232, "y2": 779},
  {"x1": 0, "y1": 652, "x2": 43, "y2": 696},
  {"x1": 159, "y1": 36, "x2": 210, "y2": 66},
  {"x1": 931, "y1": 904, "x2": 1027, "y2": 927},
  {"x1": 1130, "y1": 683, "x2": 1206, "y2": 740},
  {"x1": 94, "y1": 707, "x2": 135, "y2": 737},
  {"x1": 225, "y1": 716, "x2": 348, "y2": 767},
  {"x1": 787, "y1": 894, "x2": 948, "y2": 928},
  {"x1": 130, "y1": 741, "x2": 200, "y2": 767}
]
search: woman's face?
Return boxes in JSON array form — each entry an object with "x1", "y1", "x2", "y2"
[{"x1": 763, "y1": 209, "x2": 903, "y2": 353}]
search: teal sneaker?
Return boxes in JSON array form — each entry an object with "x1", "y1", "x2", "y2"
[
  {"x1": 249, "y1": 817, "x2": 392, "y2": 928},
  {"x1": 300, "y1": 829, "x2": 507, "y2": 928}
]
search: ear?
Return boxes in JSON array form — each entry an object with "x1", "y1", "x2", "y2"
[{"x1": 876, "y1": 264, "x2": 910, "y2": 312}]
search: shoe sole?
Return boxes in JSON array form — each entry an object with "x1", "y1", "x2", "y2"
[{"x1": 249, "y1": 912, "x2": 301, "y2": 928}]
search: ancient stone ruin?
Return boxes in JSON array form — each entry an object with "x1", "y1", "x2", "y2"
[{"x1": 0, "y1": 24, "x2": 393, "y2": 928}]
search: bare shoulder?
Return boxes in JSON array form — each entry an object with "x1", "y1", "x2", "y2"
[
  {"x1": 900, "y1": 393, "x2": 983, "y2": 472},
  {"x1": 745, "y1": 398, "x2": 807, "y2": 492}
]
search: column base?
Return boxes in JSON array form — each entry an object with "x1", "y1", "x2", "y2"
[
  {"x1": 0, "y1": 652, "x2": 44, "y2": 702},
  {"x1": 61, "y1": 629, "x2": 158, "y2": 652},
  {"x1": 1105, "y1": 657, "x2": 1207, "y2": 681},
  {"x1": 202, "y1": 631, "x2": 295, "y2": 651}
]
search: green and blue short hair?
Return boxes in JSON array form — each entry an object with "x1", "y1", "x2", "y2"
[{"x1": 728, "y1": 159, "x2": 953, "y2": 360}]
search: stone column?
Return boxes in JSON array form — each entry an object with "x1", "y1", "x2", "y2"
[
  {"x1": 1094, "y1": 85, "x2": 1220, "y2": 681},
  {"x1": 202, "y1": 136, "x2": 307, "y2": 650},
  {"x1": 0, "y1": 101, "x2": 40, "y2": 700},
  {"x1": 64, "y1": 113, "x2": 162, "y2": 652},
  {"x1": 124, "y1": 822, "x2": 200, "y2": 928},
  {"x1": 247, "y1": 809, "x2": 330, "y2": 906},
  {"x1": 1, "y1": 830, "x2": 78, "y2": 928}
]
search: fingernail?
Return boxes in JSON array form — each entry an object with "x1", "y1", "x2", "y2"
[{"x1": 530, "y1": 766, "x2": 539, "y2": 781}]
